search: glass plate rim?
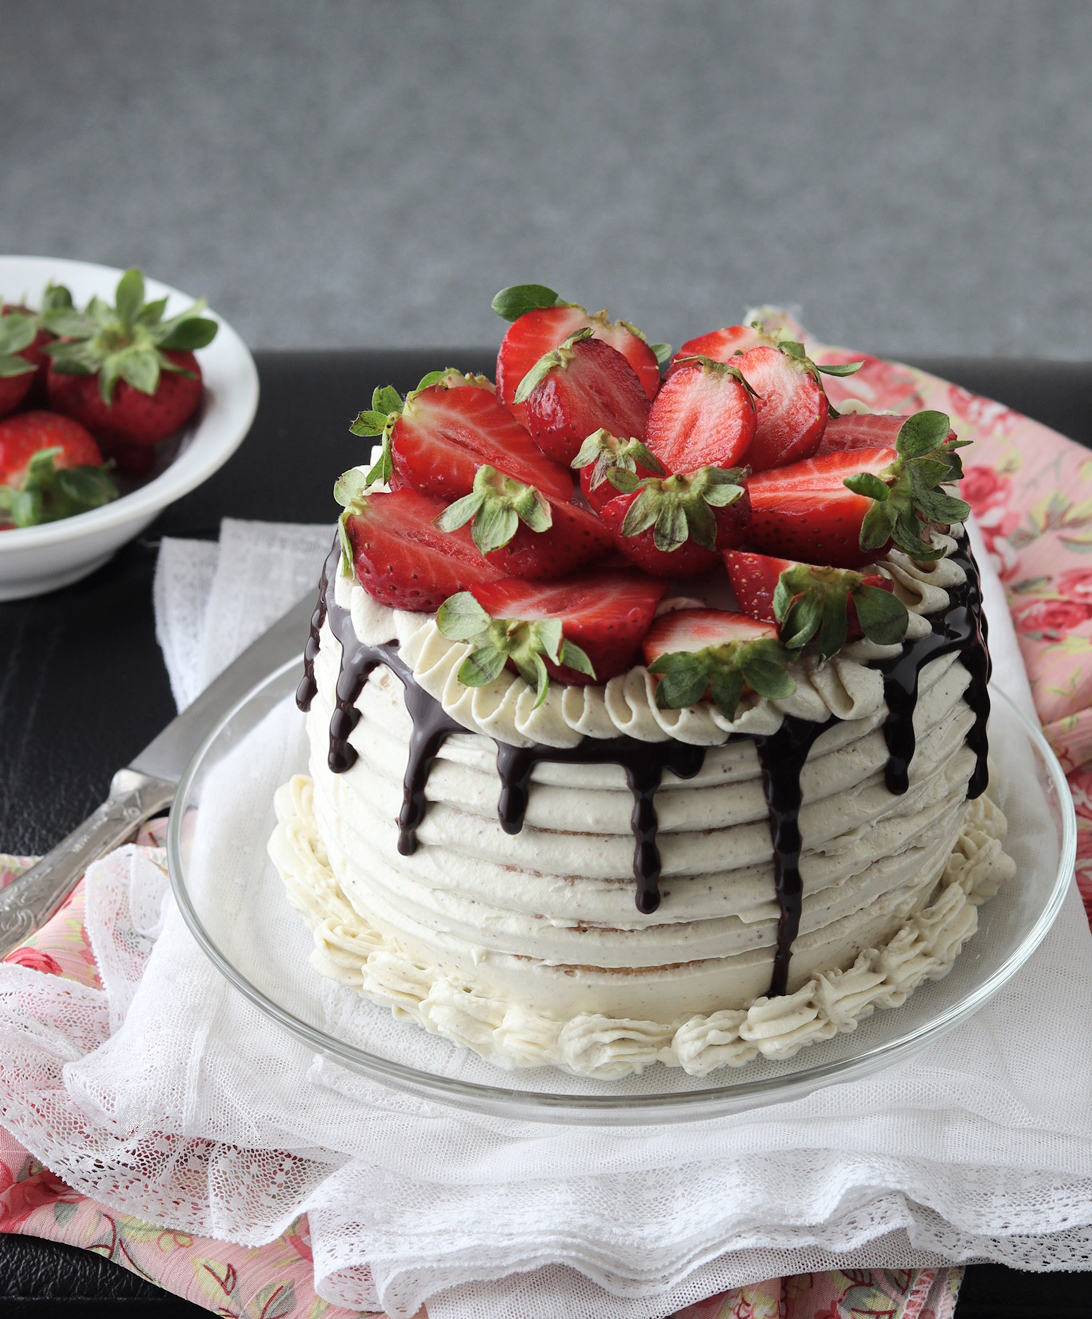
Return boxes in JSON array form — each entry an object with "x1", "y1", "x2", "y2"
[{"x1": 167, "y1": 659, "x2": 1077, "y2": 1125}]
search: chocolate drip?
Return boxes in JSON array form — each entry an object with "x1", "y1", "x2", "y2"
[
  {"x1": 494, "y1": 739, "x2": 706, "y2": 914},
  {"x1": 877, "y1": 536, "x2": 991, "y2": 799},
  {"x1": 296, "y1": 544, "x2": 463, "y2": 854},
  {"x1": 753, "y1": 715, "x2": 838, "y2": 998}
]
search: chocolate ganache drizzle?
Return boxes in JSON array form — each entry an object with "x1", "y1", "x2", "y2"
[{"x1": 298, "y1": 533, "x2": 991, "y2": 995}]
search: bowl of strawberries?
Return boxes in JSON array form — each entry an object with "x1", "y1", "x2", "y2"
[{"x1": 0, "y1": 255, "x2": 258, "y2": 600}]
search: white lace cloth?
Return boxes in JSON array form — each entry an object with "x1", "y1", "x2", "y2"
[{"x1": 2, "y1": 516, "x2": 1092, "y2": 1319}]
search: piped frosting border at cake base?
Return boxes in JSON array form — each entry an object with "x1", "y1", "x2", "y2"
[{"x1": 269, "y1": 776, "x2": 1015, "y2": 1080}]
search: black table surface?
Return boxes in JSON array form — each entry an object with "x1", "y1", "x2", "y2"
[{"x1": 2, "y1": 349, "x2": 1092, "y2": 1316}]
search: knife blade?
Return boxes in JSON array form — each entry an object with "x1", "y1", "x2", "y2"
[{"x1": 0, "y1": 590, "x2": 316, "y2": 958}]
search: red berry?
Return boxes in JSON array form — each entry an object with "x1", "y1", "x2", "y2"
[
  {"x1": 732, "y1": 345, "x2": 828, "y2": 471},
  {"x1": 644, "y1": 358, "x2": 756, "y2": 475},
  {"x1": 48, "y1": 349, "x2": 204, "y2": 447}
]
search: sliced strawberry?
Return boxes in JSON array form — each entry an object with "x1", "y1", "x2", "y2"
[
  {"x1": 0, "y1": 410, "x2": 117, "y2": 528},
  {"x1": 745, "y1": 413, "x2": 970, "y2": 568},
  {"x1": 667, "y1": 324, "x2": 771, "y2": 374},
  {"x1": 514, "y1": 331, "x2": 651, "y2": 465},
  {"x1": 353, "y1": 373, "x2": 574, "y2": 504},
  {"x1": 641, "y1": 608, "x2": 796, "y2": 721},
  {"x1": 493, "y1": 284, "x2": 663, "y2": 423},
  {"x1": 466, "y1": 570, "x2": 668, "y2": 686},
  {"x1": 599, "y1": 467, "x2": 750, "y2": 578},
  {"x1": 816, "y1": 412, "x2": 957, "y2": 455},
  {"x1": 337, "y1": 484, "x2": 509, "y2": 610},
  {"x1": 644, "y1": 357, "x2": 757, "y2": 474},
  {"x1": 732, "y1": 345, "x2": 828, "y2": 471},
  {"x1": 724, "y1": 550, "x2": 907, "y2": 660},
  {"x1": 570, "y1": 428, "x2": 665, "y2": 513}
]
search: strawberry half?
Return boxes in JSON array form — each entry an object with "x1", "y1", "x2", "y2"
[
  {"x1": 514, "y1": 330, "x2": 651, "y2": 465},
  {"x1": 642, "y1": 608, "x2": 796, "y2": 721},
  {"x1": 816, "y1": 412, "x2": 957, "y2": 456},
  {"x1": 0, "y1": 410, "x2": 117, "y2": 528},
  {"x1": 493, "y1": 284, "x2": 665, "y2": 423},
  {"x1": 725, "y1": 549, "x2": 908, "y2": 661},
  {"x1": 644, "y1": 356, "x2": 757, "y2": 474},
  {"x1": 335, "y1": 482, "x2": 509, "y2": 611},
  {"x1": 599, "y1": 466, "x2": 750, "y2": 578},
  {"x1": 570, "y1": 428, "x2": 666, "y2": 513},
  {"x1": 435, "y1": 464, "x2": 612, "y2": 580},
  {"x1": 435, "y1": 570, "x2": 668, "y2": 700},
  {"x1": 732, "y1": 344, "x2": 829, "y2": 471},
  {"x1": 745, "y1": 411, "x2": 970, "y2": 569},
  {"x1": 352, "y1": 371, "x2": 574, "y2": 504}
]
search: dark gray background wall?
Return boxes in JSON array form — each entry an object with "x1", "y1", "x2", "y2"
[{"x1": 2, "y1": 0, "x2": 1090, "y2": 359}]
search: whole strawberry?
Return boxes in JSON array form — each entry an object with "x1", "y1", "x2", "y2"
[
  {"x1": 0, "y1": 410, "x2": 117, "y2": 528},
  {"x1": 43, "y1": 268, "x2": 218, "y2": 459}
]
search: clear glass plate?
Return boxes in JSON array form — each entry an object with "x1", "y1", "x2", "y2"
[{"x1": 167, "y1": 660, "x2": 1076, "y2": 1124}]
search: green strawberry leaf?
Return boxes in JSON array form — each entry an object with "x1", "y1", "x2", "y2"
[
  {"x1": 618, "y1": 466, "x2": 746, "y2": 553},
  {"x1": 41, "y1": 281, "x2": 73, "y2": 311},
  {"x1": 854, "y1": 584, "x2": 910, "y2": 644},
  {"x1": 815, "y1": 360, "x2": 864, "y2": 377},
  {"x1": 0, "y1": 353, "x2": 35, "y2": 378},
  {"x1": 158, "y1": 316, "x2": 218, "y2": 351},
  {"x1": 114, "y1": 268, "x2": 145, "y2": 326},
  {"x1": 119, "y1": 348, "x2": 161, "y2": 395},
  {"x1": 491, "y1": 284, "x2": 567, "y2": 322},
  {"x1": 435, "y1": 465, "x2": 552, "y2": 554},
  {"x1": 0, "y1": 313, "x2": 36, "y2": 356},
  {"x1": 650, "y1": 342, "x2": 673, "y2": 366},
  {"x1": 560, "y1": 639, "x2": 596, "y2": 677},
  {"x1": 457, "y1": 644, "x2": 508, "y2": 687},
  {"x1": 844, "y1": 471, "x2": 889, "y2": 501},
  {"x1": 895, "y1": 409, "x2": 951, "y2": 458},
  {"x1": 435, "y1": 591, "x2": 491, "y2": 639}
]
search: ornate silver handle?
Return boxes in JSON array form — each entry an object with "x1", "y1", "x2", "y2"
[{"x1": 0, "y1": 768, "x2": 177, "y2": 959}]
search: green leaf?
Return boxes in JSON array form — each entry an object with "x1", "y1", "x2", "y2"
[
  {"x1": 531, "y1": 617, "x2": 564, "y2": 664},
  {"x1": 859, "y1": 499, "x2": 896, "y2": 551},
  {"x1": 648, "y1": 652, "x2": 711, "y2": 709},
  {"x1": 138, "y1": 294, "x2": 170, "y2": 325},
  {"x1": 414, "y1": 368, "x2": 455, "y2": 392},
  {"x1": 436, "y1": 591, "x2": 491, "y2": 641},
  {"x1": 0, "y1": 313, "x2": 36, "y2": 354},
  {"x1": 0, "y1": 353, "x2": 35, "y2": 378},
  {"x1": 817, "y1": 593, "x2": 849, "y2": 661},
  {"x1": 159, "y1": 316, "x2": 218, "y2": 350},
  {"x1": 41, "y1": 281, "x2": 73, "y2": 311},
  {"x1": 780, "y1": 592, "x2": 822, "y2": 649},
  {"x1": 740, "y1": 653, "x2": 796, "y2": 699},
  {"x1": 435, "y1": 489, "x2": 485, "y2": 533},
  {"x1": 844, "y1": 471, "x2": 889, "y2": 501},
  {"x1": 114, "y1": 267, "x2": 145, "y2": 326},
  {"x1": 560, "y1": 639, "x2": 596, "y2": 678},
  {"x1": 709, "y1": 666, "x2": 745, "y2": 720},
  {"x1": 349, "y1": 409, "x2": 392, "y2": 437},
  {"x1": 649, "y1": 342, "x2": 673, "y2": 366},
  {"x1": 471, "y1": 500, "x2": 518, "y2": 553},
  {"x1": 119, "y1": 348, "x2": 160, "y2": 394},
  {"x1": 373, "y1": 384, "x2": 403, "y2": 415},
  {"x1": 491, "y1": 283, "x2": 565, "y2": 321},
  {"x1": 363, "y1": 435, "x2": 392, "y2": 486},
  {"x1": 607, "y1": 467, "x2": 642, "y2": 495},
  {"x1": 896, "y1": 409, "x2": 951, "y2": 458},
  {"x1": 457, "y1": 644, "x2": 508, "y2": 686},
  {"x1": 333, "y1": 467, "x2": 369, "y2": 509},
  {"x1": 914, "y1": 487, "x2": 971, "y2": 524},
  {"x1": 853, "y1": 585, "x2": 909, "y2": 644},
  {"x1": 337, "y1": 513, "x2": 354, "y2": 574},
  {"x1": 816, "y1": 360, "x2": 864, "y2": 377},
  {"x1": 40, "y1": 307, "x2": 96, "y2": 338}
]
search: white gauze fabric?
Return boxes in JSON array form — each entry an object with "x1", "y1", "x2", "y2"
[{"x1": 1, "y1": 516, "x2": 1091, "y2": 1319}]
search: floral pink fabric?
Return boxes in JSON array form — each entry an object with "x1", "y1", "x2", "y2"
[{"x1": 7, "y1": 352, "x2": 1092, "y2": 1317}]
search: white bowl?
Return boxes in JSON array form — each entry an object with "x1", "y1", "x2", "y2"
[{"x1": 0, "y1": 255, "x2": 258, "y2": 600}]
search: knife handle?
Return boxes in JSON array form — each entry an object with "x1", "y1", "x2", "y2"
[{"x1": 0, "y1": 769, "x2": 177, "y2": 959}]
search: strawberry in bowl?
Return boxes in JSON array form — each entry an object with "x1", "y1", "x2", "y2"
[
  {"x1": 42, "y1": 268, "x2": 219, "y2": 475},
  {"x1": 0, "y1": 411, "x2": 117, "y2": 530}
]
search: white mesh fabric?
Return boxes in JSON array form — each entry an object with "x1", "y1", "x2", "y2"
[{"x1": 1, "y1": 517, "x2": 1091, "y2": 1319}]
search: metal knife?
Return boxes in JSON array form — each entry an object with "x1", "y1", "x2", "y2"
[{"x1": 0, "y1": 591, "x2": 315, "y2": 958}]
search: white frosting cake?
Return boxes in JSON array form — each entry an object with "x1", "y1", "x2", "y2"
[{"x1": 269, "y1": 534, "x2": 1015, "y2": 1079}]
